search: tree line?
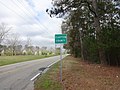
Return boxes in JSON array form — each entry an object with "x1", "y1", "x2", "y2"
[
  {"x1": 0, "y1": 23, "x2": 55, "y2": 56},
  {"x1": 47, "y1": 0, "x2": 120, "y2": 66}
]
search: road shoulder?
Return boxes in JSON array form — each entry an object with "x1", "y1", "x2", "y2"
[{"x1": 34, "y1": 55, "x2": 120, "y2": 90}]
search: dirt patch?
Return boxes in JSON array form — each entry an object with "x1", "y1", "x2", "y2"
[{"x1": 58, "y1": 56, "x2": 120, "y2": 90}]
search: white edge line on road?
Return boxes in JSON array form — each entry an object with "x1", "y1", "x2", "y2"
[
  {"x1": 30, "y1": 61, "x2": 59, "y2": 81},
  {"x1": 31, "y1": 73, "x2": 41, "y2": 81},
  {"x1": 30, "y1": 55, "x2": 68, "y2": 81},
  {"x1": 47, "y1": 55, "x2": 68, "y2": 68},
  {"x1": 47, "y1": 60, "x2": 59, "y2": 68}
]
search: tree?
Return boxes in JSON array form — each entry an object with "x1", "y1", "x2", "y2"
[
  {"x1": 25, "y1": 37, "x2": 33, "y2": 55},
  {"x1": 35, "y1": 46, "x2": 40, "y2": 55},
  {"x1": 47, "y1": 0, "x2": 120, "y2": 65},
  {"x1": 0, "y1": 23, "x2": 12, "y2": 44},
  {"x1": 0, "y1": 23, "x2": 12, "y2": 55},
  {"x1": 91, "y1": 0, "x2": 106, "y2": 64},
  {"x1": 6, "y1": 33, "x2": 21, "y2": 56},
  {"x1": 26, "y1": 37, "x2": 32, "y2": 47},
  {"x1": 15, "y1": 45, "x2": 22, "y2": 55}
]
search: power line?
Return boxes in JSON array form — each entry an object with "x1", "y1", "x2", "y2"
[
  {"x1": 0, "y1": 0, "x2": 52, "y2": 35},
  {"x1": 0, "y1": 1, "x2": 48, "y2": 46},
  {"x1": 12, "y1": 0, "x2": 53, "y2": 35},
  {"x1": 0, "y1": 1, "x2": 28, "y2": 21},
  {"x1": 0, "y1": 0, "x2": 61, "y2": 46},
  {"x1": 16, "y1": 0, "x2": 61, "y2": 33},
  {"x1": 16, "y1": 0, "x2": 54, "y2": 34}
]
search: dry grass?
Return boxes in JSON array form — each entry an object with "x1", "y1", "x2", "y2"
[{"x1": 35, "y1": 55, "x2": 120, "y2": 90}]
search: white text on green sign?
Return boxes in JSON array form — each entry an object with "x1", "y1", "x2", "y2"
[{"x1": 55, "y1": 34, "x2": 67, "y2": 44}]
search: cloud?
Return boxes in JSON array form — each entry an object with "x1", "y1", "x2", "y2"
[{"x1": 0, "y1": 0, "x2": 62, "y2": 47}]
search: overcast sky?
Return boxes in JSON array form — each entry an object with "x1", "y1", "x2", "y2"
[{"x1": 0, "y1": 0, "x2": 62, "y2": 47}]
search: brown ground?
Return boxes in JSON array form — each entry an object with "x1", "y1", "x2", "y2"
[{"x1": 56, "y1": 56, "x2": 120, "y2": 90}]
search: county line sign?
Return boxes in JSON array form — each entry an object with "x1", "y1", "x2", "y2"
[{"x1": 55, "y1": 34, "x2": 67, "y2": 44}]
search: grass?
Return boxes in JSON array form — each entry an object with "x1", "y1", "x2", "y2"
[
  {"x1": 34, "y1": 61, "x2": 62, "y2": 90},
  {"x1": 34, "y1": 55, "x2": 120, "y2": 90},
  {"x1": 0, "y1": 55, "x2": 54, "y2": 66}
]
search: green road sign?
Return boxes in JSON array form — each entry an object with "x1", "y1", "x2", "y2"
[{"x1": 55, "y1": 34, "x2": 67, "y2": 44}]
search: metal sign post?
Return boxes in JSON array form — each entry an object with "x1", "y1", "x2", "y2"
[
  {"x1": 55, "y1": 34, "x2": 67, "y2": 82},
  {"x1": 60, "y1": 44, "x2": 62, "y2": 82}
]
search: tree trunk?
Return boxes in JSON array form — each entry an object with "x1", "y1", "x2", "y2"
[
  {"x1": 79, "y1": 30, "x2": 84, "y2": 60},
  {"x1": 92, "y1": 0, "x2": 107, "y2": 64}
]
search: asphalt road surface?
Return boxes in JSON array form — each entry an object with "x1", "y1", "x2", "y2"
[{"x1": 0, "y1": 55, "x2": 66, "y2": 90}]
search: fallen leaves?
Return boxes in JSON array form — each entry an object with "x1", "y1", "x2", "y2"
[{"x1": 60, "y1": 56, "x2": 120, "y2": 90}]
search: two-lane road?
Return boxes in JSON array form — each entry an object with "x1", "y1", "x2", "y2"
[{"x1": 0, "y1": 55, "x2": 66, "y2": 90}]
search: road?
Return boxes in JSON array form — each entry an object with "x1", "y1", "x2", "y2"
[{"x1": 0, "y1": 55, "x2": 66, "y2": 90}]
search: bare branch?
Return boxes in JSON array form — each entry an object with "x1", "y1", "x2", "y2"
[{"x1": 0, "y1": 23, "x2": 12, "y2": 44}]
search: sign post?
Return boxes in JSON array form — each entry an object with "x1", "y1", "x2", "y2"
[
  {"x1": 60, "y1": 44, "x2": 62, "y2": 82},
  {"x1": 55, "y1": 34, "x2": 67, "y2": 82}
]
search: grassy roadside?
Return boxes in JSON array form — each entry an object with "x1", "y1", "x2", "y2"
[
  {"x1": 35, "y1": 55, "x2": 120, "y2": 90},
  {"x1": 34, "y1": 60, "x2": 62, "y2": 90},
  {"x1": 34, "y1": 55, "x2": 75, "y2": 90},
  {"x1": 0, "y1": 55, "x2": 55, "y2": 66}
]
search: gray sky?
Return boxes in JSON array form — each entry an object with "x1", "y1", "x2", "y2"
[{"x1": 0, "y1": 0, "x2": 62, "y2": 47}]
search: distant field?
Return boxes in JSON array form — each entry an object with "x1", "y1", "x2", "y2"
[{"x1": 0, "y1": 55, "x2": 53, "y2": 66}]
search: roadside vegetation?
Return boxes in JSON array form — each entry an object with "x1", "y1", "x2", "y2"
[
  {"x1": 0, "y1": 23, "x2": 59, "y2": 60},
  {"x1": 0, "y1": 23, "x2": 61, "y2": 66},
  {"x1": 47, "y1": 0, "x2": 120, "y2": 66},
  {"x1": 35, "y1": 60, "x2": 62, "y2": 90},
  {"x1": 35, "y1": 56, "x2": 120, "y2": 90},
  {"x1": 0, "y1": 55, "x2": 55, "y2": 66}
]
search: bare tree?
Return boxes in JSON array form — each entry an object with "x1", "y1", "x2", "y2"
[
  {"x1": 26, "y1": 37, "x2": 32, "y2": 47},
  {"x1": 0, "y1": 23, "x2": 12, "y2": 44},
  {"x1": 7, "y1": 33, "x2": 21, "y2": 56},
  {"x1": 24, "y1": 37, "x2": 33, "y2": 55},
  {"x1": 0, "y1": 23, "x2": 12, "y2": 55}
]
